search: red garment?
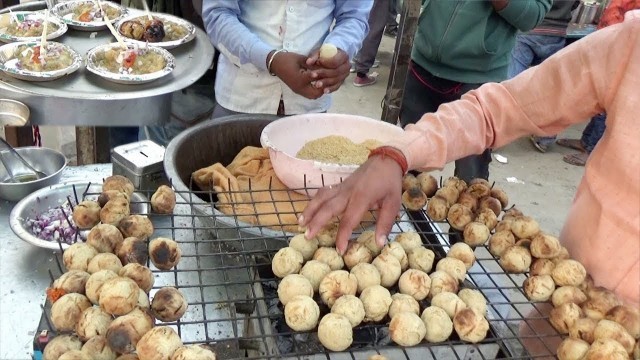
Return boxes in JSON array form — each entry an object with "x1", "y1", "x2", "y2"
[{"x1": 598, "y1": 0, "x2": 640, "y2": 28}]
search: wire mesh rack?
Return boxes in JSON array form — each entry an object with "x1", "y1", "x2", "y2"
[{"x1": 34, "y1": 179, "x2": 563, "y2": 360}]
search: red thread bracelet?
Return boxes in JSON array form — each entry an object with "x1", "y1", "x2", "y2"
[{"x1": 368, "y1": 146, "x2": 408, "y2": 175}]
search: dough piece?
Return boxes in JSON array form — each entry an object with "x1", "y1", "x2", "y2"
[
  {"x1": 277, "y1": 274, "x2": 314, "y2": 306},
  {"x1": 499, "y1": 245, "x2": 532, "y2": 273},
  {"x1": 475, "y1": 207, "x2": 498, "y2": 231},
  {"x1": 523, "y1": 275, "x2": 556, "y2": 302},
  {"x1": 300, "y1": 260, "x2": 331, "y2": 292},
  {"x1": 316, "y1": 223, "x2": 338, "y2": 247},
  {"x1": 398, "y1": 269, "x2": 431, "y2": 301},
  {"x1": 530, "y1": 233, "x2": 562, "y2": 259},
  {"x1": 407, "y1": 246, "x2": 435, "y2": 273},
  {"x1": 421, "y1": 306, "x2": 453, "y2": 343},
  {"x1": 435, "y1": 185, "x2": 459, "y2": 206},
  {"x1": 551, "y1": 302, "x2": 584, "y2": 334},
  {"x1": 118, "y1": 215, "x2": 154, "y2": 240},
  {"x1": 99, "y1": 277, "x2": 140, "y2": 316},
  {"x1": 490, "y1": 188, "x2": 509, "y2": 209},
  {"x1": 86, "y1": 270, "x2": 119, "y2": 304},
  {"x1": 463, "y1": 221, "x2": 490, "y2": 247},
  {"x1": 81, "y1": 335, "x2": 116, "y2": 360},
  {"x1": 312, "y1": 247, "x2": 344, "y2": 271},
  {"x1": 116, "y1": 237, "x2": 149, "y2": 266},
  {"x1": 381, "y1": 242, "x2": 408, "y2": 271},
  {"x1": 149, "y1": 238, "x2": 182, "y2": 271},
  {"x1": 402, "y1": 174, "x2": 419, "y2": 192},
  {"x1": 119, "y1": 263, "x2": 154, "y2": 293},
  {"x1": 136, "y1": 326, "x2": 183, "y2": 360},
  {"x1": 458, "y1": 288, "x2": 487, "y2": 316},
  {"x1": 100, "y1": 198, "x2": 130, "y2": 226},
  {"x1": 97, "y1": 190, "x2": 130, "y2": 208},
  {"x1": 331, "y1": 294, "x2": 365, "y2": 327},
  {"x1": 72, "y1": 201, "x2": 101, "y2": 229},
  {"x1": 87, "y1": 253, "x2": 123, "y2": 274},
  {"x1": 427, "y1": 196, "x2": 448, "y2": 221},
  {"x1": 288, "y1": 234, "x2": 318, "y2": 261},
  {"x1": 43, "y1": 335, "x2": 82, "y2": 360},
  {"x1": 360, "y1": 285, "x2": 392, "y2": 322},
  {"x1": 494, "y1": 218, "x2": 514, "y2": 233},
  {"x1": 529, "y1": 258, "x2": 556, "y2": 277},
  {"x1": 52, "y1": 270, "x2": 90, "y2": 295},
  {"x1": 317, "y1": 314, "x2": 353, "y2": 352},
  {"x1": 103, "y1": 175, "x2": 135, "y2": 197},
  {"x1": 457, "y1": 192, "x2": 478, "y2": 212},
  {"x1": 395, "y1": 231, "x2": 422, "y2": 252},
  {"x1": 402, "y1": 187, "x2": 427, "y2": 210},
  {"x1": 150, "y1": 185, "x2": 176, "y2": 214},
  {"x1": 557, "y1": 338, "x2": 590, "y2": 360},
  {"x1": 585, "y1": 338, "x2": 629, "y2": 360},
  {"x1": 64, "y1": 243, "x2": 98, "y2": 272},
  {"x1": 357, "y1": 230, "x2": 383, "y2": 257},
  {"x1": 447, "y1": 242, "x2": 475, "y2": 270},
  {"x1": 371, "y1": 253, "x2": 402, "y2": 288},
  {"x1": 417, "y1": 172, "x2": 438, "y2": 197},
  {"x1": 447, "y1": 204, "x2": 473, "y2": 231},
  {"x1": 388, "y1": 293, "x2": 420, "y2": 319},
  {"x1": 318, "y1": 270, "x2": 358, "y2": 308},
  {"x1": 569, "y1": 317, "x2": 598, "y2": 344},
  {"x1": 511, "y1": 216, "x2": 540, "y2": 239},
  {"x1": 343, "y1": 242, "x2": 373, "y2": 270},
  {"x1": 435, "y1": 257, "x2": 466, "y2": 282},
  {"x1": 583, "y1": 287, "x2": 621, "y2": 320},
  {"x1": 106, "y1": 307, "x2": 154, "y2": 354},
  {"x1": 552, "y1": 286, "x2": 588, "y2": 308},
  {"x1": 58, "y1": 350, "x2": 89, "y2": 360},
  {"x1": 593, "y1": 319, "x2": 635, "y2": 354},
  {"x1": 350, "y1": 262, "x2": 381, "y2": 293},
  {"x1": 488, "y1": 230, "x2": 516, "y2": 258},
  {"x1": 478, "y1": 196, "x2": 501, "y2": 217},
  {"x1": 465, "y1": 182, "x2": 490, "y2": 198},
  {"x1": 51, "y1": 293, "x2": 92, "y2": 332},
  {"x1": 389, "y1": 312, "x2": 427, "y2": 346},
  {"x1": 170, "y1": 345, "x2": 216, "y2": 360},
  {"x1": 284, "y1": 295, "x2": 320, "y2": 331},
  {"x1": 552, "y1": 259, "x2": 587, "y2": 287},
  {"x1": 76, "y1": 306, "x2": 113, "y2": 342},
  {"x1": 428, "y1": 270, "x2": 459, "y2": 299},
  {"x1": 431, "y1": 292, "x2": 467, "y2": 319},
  {"x1": 606, "y1": 305, "x2": 640, "y2": 339},
  {"x1": 444, "y1": 176, "x2": 468, "y2": 192},
  {"x1": 453, "y1": 308, "x2": 489, "y2": 343},
  {"x1": 151, "y1": 287, "x2": 188, "y2": 322}
]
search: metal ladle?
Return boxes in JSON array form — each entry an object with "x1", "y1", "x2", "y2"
[{"x1": 0, "y1": 138, "x2": 48, "y2": 182}]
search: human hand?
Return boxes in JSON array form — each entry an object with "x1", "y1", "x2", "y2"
[
  {"x1": 306, "y1": 47, "x2": 351, "y2": 94},
  {"x1": 299, "y1": 155, "x2": 404, "y2": 255},
  {"x1": 270, "y1": 51, "x2": 324, "y2": 99}
]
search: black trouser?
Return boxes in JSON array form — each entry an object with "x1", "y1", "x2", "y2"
[{"x1": 399, "y1": 61, "x2": 492, "y2": 183}]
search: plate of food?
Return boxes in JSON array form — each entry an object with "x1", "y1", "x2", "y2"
[
  {"x1": 0, "y1": 11, "x2": 67, "y2": 43},
  {"x1": 85, "y1": 42, "x2": 175, "y2": 84},
  {"x1": 116, "y1": 13, "x2": 196, "y2": 49},
  {"x1": 51, "y1": 0, "x2": 128, "y2": 32},
  {"x1": 0, "y1": 41, "x2": 82, "y2": 81}
]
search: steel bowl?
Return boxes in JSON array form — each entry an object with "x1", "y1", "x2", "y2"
[
  {"x1": 0, "y1": 146, "x2": 67, "y2": 201},
  {"x1": 0, "y1": 98, "x2": 30, "y2": 126}
]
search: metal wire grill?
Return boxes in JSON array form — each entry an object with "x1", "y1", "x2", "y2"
[{"x1": 37, "y1": 180, "x2": 562, "y2": 360}]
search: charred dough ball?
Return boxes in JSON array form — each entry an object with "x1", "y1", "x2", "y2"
[
  {"x1": 456, "y1": 192, "x2": 478, "y2": 212},
  {"x1": 149, "y1": 238, "x2": 182, "y2": 271},
  {"x1": 478, "y1": 196, "x2": 501, "y2": 217},
  {"x1": 427, "y1": 196, "x2": 448, "y2": 221},
  {"x1": 499, "y1": 245, "x2": 532, "y2": 273},
  {"x1": 552, "y1": 286, "x2": 588, "y2": 308},
  {"x1": 151, "y1": 287, "x2": 188, "y2": 322},
  {"x1": 530, "y1": 233, "x2": 562, "y2": 259},
  {"x1": 284, "y1": 295, "x2": 320, "y2": 331},
  {"x1": 490, "y1": 188, "x2": 509, "y2": 209},
  {"x1": 447, "y1": 242, "x2": 475, "y2": 270},
  {"x1": 51, "y1": 293, "x2": 92, "y2": 332},
  {"x1": 488, "y1": 230, "x2": 516, "y2": 258},
  {"x1": 389, "y1": 312, "x2": 426, "y2": 346},
  {"x1": 360, "y1": 285, "x2": 392, "y2": 322},
  {"x1": 52, "y1": 270, "x2": 90, "y2": 295},
  {"x1": 453, "y1": 308, "x2": 489, "y2": 343},
  {"x1": 343, "y1": 242, "x2": 373, "y2": 269},
  {"x1": 569, "y1": 317, "x2": 598, "y2": 344},
  {"x1": 552, "y1": 259, "x2": 587, "y2": 287},
  {"x1": 557, "y1": 338, "x2": 590, "y2": 360},
  {"x1": 551, "y1": 302, "x2": 584, "y2": 334},
  {"x1": 136, "y1": 326, "x2": 183, "y2": 360},
  {"x1": 119, "y1": 263, "x2": 154, "y2": 293},
  {"x1": 277, "y1": 274, "x2": 313, "y2": 306},
  {"x1": 87, "y1": 253, "x2": 123, "y2": 274},
  {"x1": 417, "y1": 172, "x2": 438, "y2": 197},
  {"x1": 288, "y1": 234, "x2": 318, "y2": 261},
  {"x1": 86, "y1": 270, "x2": 119, "y2": 304},
  {"x1": 372, "y1": 253, "x2": 402, "y2": 288},
  {"x1": 99, "y1": 277, "x2": 140, "y2": 316},
  {"x1": 395, "y1": 231, "x2": 422, "y2": 252},
  {"x1": 402, "y1": 174, "x2": 419, "y2": 192},
  {"x1": 458, "y1": 288, "x2": 487, "y2": 316},
  {"x1": 606, "y1": 305, "x2": 640, "y2": 339},
  {"x1": 407, "y1": 246, "x2": 435, "y2": 273},
  {"x1": 58, "y1": 350, "x2": 89, "y2": 360},
  {"x1": 300, "y1": 260, "x2": 331, "y2": 292},
  {"x1": 381, "y1": 242, "x2": 408, "y2": 271},
  {"x1": 523, "y1": 275, "x2": 556, "y2": 302},
  {"x1": 64, "y1": 243, "x2": 98, "y2": 272},
  {"x1": 511, "y1": 216, "x2": 540, "y2": 239},
  {"x1": 593, "y1": 319, "x2": 635, "y2": 354},
  {"x1": 150, "y1": 185, "x2": 176, "y2": 214},
  {"x1": 435, "y1": 257, "x2": 466, "y2": 282},
  {"x1": 529, "y1": 258, "x2": 556, "y2": 277},
  {"x1": 87, "y1": 224, "x2": 124, "y2": 254},
  {"x1": 318, "y1": 270, "x2": 357, "y2": 308},
  {"x1": 475, "y1": 207, "x2": 498, "y2": 231},
  {"x1": 462, "y1": 221, "x2": 490, "y2": 247},
  {"x1": 428, "y1": 270, "x2": 459, "y2": 299},
  {"x1": 447, "y1": 204, "x2": 474, "y2": 231},
  {"x1": 357, "y1": 230, "x2": 383, "y2": 257},
  {"x1": 106, "y1": 308, "x2": 154, "y2": 354},
  {"x1": 317, "y1": 314, "x2": 352, "y2": 351},
  {"x1": 72, "y1": 201, "x2": 101, "y2": 229},
  {"x1": 170, "y1": 345, "x2": 216, "y2": 360},
  {"x1": 585, "y1": 338, "x2": 629, "y2": 360},
  {"x1": 350, "y1": 262, "x2": 381, "y2": 293},
  {"x1": 76, "y1": 306, "x2": 113, "y2": 342},
  {"x1": 100, "y1": 198, "x2": 131, "y2": 226},
  {"x1": 118, "y1": 215, "x2": 154, "y2": 240},
  {"x1": 398, "y1": 269, "x2": 431, "y2": 301},
  {"x1": 103, "y1": 175, "x2": 134, "y2": 196},
  {"x1": 443, "y1": 176, "x2": 468, "y2": 193},
  {"x1": 116, "y1": 237, "x2": 149, "y2": 266},
  {"x1": 81, "y1": 335, "x2": 116, "y2": 360},
  {"x1": 388, "y1": 293, "x2": 420, "y2": 319},
  {"x1": 43, "y1": 335, "x2": 82, "y2": 360},
  {"x1": 97, "y1": 190, "x2": 130, "y2": 208},
  {"x1": 435, "y1": 186, "x2": 459, "y2": 206},
  {"x1": 431, "y1": 292, "x2": 467, "y2": 319},
  {"x1": 331, "y1": 294, "x2": 365, "y2": 327},
  {"x1": 312, "y1": 247, "x2": 344, "y2": 271},
  {"x1": 421, "y1": 306, "x2": 453, "y2": 343},
  {"x1": 402, "y1": 187, "x2": 427, "y2": 210}
]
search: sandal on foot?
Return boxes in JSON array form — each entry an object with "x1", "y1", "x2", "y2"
[
  {"x1": 563, "y1": 152, "x2": 588, "y2": 166},
  {"x1": 556, "y1": 138, "x2": 586, "y2": 152},
  {"x1": 529, "y1": 135, "x2": 548, "y2": 153},
  {"x1": 353, "y1": 72, "x2": 378, "y2": 87}
]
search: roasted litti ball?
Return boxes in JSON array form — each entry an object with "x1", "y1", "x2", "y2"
[
  {"x1": 350, "y1": 262, "x2": 381, "y2": 293},
  {"x1": 277, "y1": 274, "x2": 314, "y2": 306},
  {"x1": 465, "y1": 183, "x2": 490, "y2": 199},
  {"x1": 116, "y1": 237, "x2": 149, "y2": 266},
  {"x1": 551, "y1": 302, "x2": 584, "y2": 334},
  {"x1": 463, "y1": 221, "x2": 490, "y2": 247},
  {"x1": 381, "y1": 242, "x2": 408, "y2": 271},
  {"x1": 106, "y1": 307, "x2": 154, "y2": 354},
  {"x1": 606, "y1": 305, "x2": 640, "y2": 339},
  {"x1": 99, "y1": 277, "x2": 140, "y2": 316},
  {"x1": 435, "y1": 185, "x2": 460, "y2": 207},
  {"x1": 103, "y1": 175, "x2": 135, "y2": 197},
  {"x1": 372, "y1": 253, "x2": 402, "y2": 288},
  {"x1": 331, "y1": 294, "x2": 365, "y2": 327},
  {"x1": 529, "y1": 258, "x2": 556, "y2": 277},
  {"x1": 494, "y1": 217, "x2": 514, "y2": 233},
  {"x1": 447, "y1": 242, "x2": 475, "y2": 270},
  {"x1": 76, "y1": 306, "x2": 113, "y2": 342},
  {"x1": 81, "y1": 335, "x2": 116, "y2": 360},
  {"x1": 490, "y1": 188, "x2": 509, "y2": 209},
  {"x1": 389, "y1": 312, "x2": 427, "y2": 347},
  {"x1": 569, "y1": 317, "x2": 598, "y2": 344},
  {"x1": 52, "y1": 270, "x2": 90, "y2": 295},
  {"x1": 389, "y1": 293, "x2": 420, "y2": 319},
  {"x1": 136, "y1": 326, "x2": 183, "y2": 360},
  {"x1": 530, "y1": 233, "x2": 562, "y2": 259},
  {"x1": 64, "y1": 243, "x2": 99, "y2": 272},
  {"x1": 431, "y1": 292, "x2": 467, "y2": 319},
  {"x1": 488, "y1": 230, "x2": 516, "y2": 258},
  {"x1": 510, "y1": 216, "x2": 540, "y2": 239},
  {"x1": 407, "y1": 247, "x2": 436, "y2": 274},
  {"x1": 475, "y1": 207, "x2": 498, "y2": 231},
  {"x1": 427, "y1": 196, "x2": 448, "y2": 221},
  {"x1": 149, "y1": 238, "x2": 182, "y2": 271},
  {"x1": 447, "y1": 204, "x2": 474, "y2": 231},
  {"x1": 97, "y1": 190, "x2": 130, "y2": 208},
  {"x1": 87, "y1": 253, "x2": 123, "y2": 274},
  {"x1": 151, "y1": 287, "x2": 188, "y2": 322},
  {"x1": 395, "y1": 231, "x2": 422, "y2": 252},
  {"x1": 421, "y1": 306, "x2": 453, "y2": 343},
  {"x1": 593, "y1": 319, "x2": 636, "y2": 354},
  {"x1": 42, "y1": 335, "x2": 82, "y2": 360},
  {"x1": 58, "y1": 350, "x2": 89, "y2": 360},
  {"x1": 503, "y1": 207, "x2": 524, "y2": 219},
  {"x1": 118, "y1": 215, "x2": 154, "y2": 240},
  {"x1": 402, "y1": 187, "x2": 427, "y2": 210},
  {"x1": 288, "y1": 233, "x2": 318, "y2": 261},
  {"x1": 499, "y1": 245, "x2": 532, "y2": 273},
  {"x1": 343, "y1": 242, "x2": 373, "y2": 270},
  {"x1": 453, "y1": 308, "x2": 489, "y2": 343},
  {"x1": 523, "y1": 275, "x2": 556, "y2": 302},
  {"x1": 402, "y1": 174, "x2": 419, "y2": 192},
  {"x1": 312, "y1": 247, "x2": 344, "y2": 271},
  {"x1": 150, "y1": 185, "x2": 176, "y2": 214},
  {"x1": 417, "y1": 172, "x2": 438, "y2": 197},
  {"x1": 72, "y1": 201, "x2": 101, "y2": 229},
  {"x1": 119, "y1": 263, "x2": 155, "y2": 293},
  {"x1": 360, "y1": 285, "x2": 393, "y2": 322},
  {"x1": 428, "y1": 270, "x2": 459, "y2": 299},
  {"x1": 583, "y1": 287, "x2": 621, "y2": 320},
  {"x1": 318, "y1": 270, "x2": 358, "y2": 308},
  {"x1": 87, "y1": 224, "x2": 124, "y2": 254},
  {"x1": 356, "y1": 230, "x2": 383, "y2": 257},
  {"x1": 458, "y1": 288, "x2": 487, "y2": 316},
  {"x1": 435, "y1": 257, "x2": 466, "y2": 282},
  {"x1": 585, "y1": 338, "x2": 629, "y2": 360},
  {"x1": 317, "y1": 314, "x2": 353, "y2": 352},
  {"x1": 316, "y1": 223, "x2": 338, "y2": 247},
  {"x1": 398, "y1": 269, "x2": 431, "y2": 301},
  {"x1": 137, "y1": 288, "x2": 150, "y2": 309},
  {"x1": 170, "y1": 345, "x2": 216, "y2": 360},
  {"x1": 100, "y1": 198, "x2": 131, "y2": 226},
  {"x1": 300, "y1": 260, "x2": 331, "y2": 292},
  {"x1": 478, "y1": 196, "x2": 502, "y2": 217},
  {"x1": 443, "y1": 176, "x2": 468, "y2": 194},
  {"x1": 273, "y1": 246, "x2": 304, "y2": 278},
  {"x1": 557, "y1": 338, "x2": 590, "y2": 360},
  {"x1": 284, "y1": 295, "x2": 320, "y2": 331},
  {"x1": 51, "y1": 293, "x2": 92, "y2": 332},
  {"x1": 552, "y1": 286, "x2": 588, "y2": 307},
  {"x1": 515, "y1": 238, "x2": 531, "y2": 249},
  {"x1": 552, "y1": 259, "x2": 587, "y2": 287},
  {"x1": 456, "y1": 192, "x2": 478, "y2": 212},
  {"x1": 86, "y1": 270, "x2": 119, "y2": 304}
]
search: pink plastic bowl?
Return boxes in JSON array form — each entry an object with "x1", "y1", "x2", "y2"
[{"x1": 260, "y1": 113, "x2": 405, "y2": 195}]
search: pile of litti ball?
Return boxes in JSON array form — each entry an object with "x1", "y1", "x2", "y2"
[
  {"x1": 42, "y1": 177, "x2": 214, "y2": 360},
  {"x1": 272, "y1": 223, "x2": 492, "y2": 352}
]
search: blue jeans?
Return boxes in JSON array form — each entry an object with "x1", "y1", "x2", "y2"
[{"x1": 581, "y1": 113, "x2": 606, "y2": 153}]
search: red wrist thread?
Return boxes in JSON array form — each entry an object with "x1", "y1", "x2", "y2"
[{"x1": 368, "y1": 146, "x2": 409, "y2": 175}]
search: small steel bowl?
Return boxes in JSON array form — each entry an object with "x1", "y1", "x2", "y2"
[
  {"x1": 0, "y1": 99, "x2": 29, "y2": 126},
  {"x1": 0, "y1": 146, "x2": 67, "y2": 202}
]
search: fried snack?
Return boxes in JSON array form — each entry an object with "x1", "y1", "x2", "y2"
[
  {"x1": 465, "y1": 183, "x2": 490, "y2": 199},
  {"x1": 490, "y1": 188, "x2": 509, "y2": 209},
  {"x1": 585, "y1": 338, "x2": 629, "y2": 360},
  {"x1": 42, "y1": 335, "x2": 82, "y2": 360},
  {"x1": 583, "y1": 287, "x2": 621, "y2": 320},
  {"x1": 331, "y1": 294, "x2": 365, "y2": 327},
  {"x1": 511, "y1": 216, "x2": 540, "y2": 239},
  {"x1": 350, "y1": 262, "x2": 381, "y2": 293},
  {"x1": 171, "y1": 345, "x2": 216, "y2": 360},
  {"x1": 435, "y1": 186, "x2": 459, "y2": 207},
  {"x1": 456, "y1": 192, "x2": 478, "y2": 212},
  {"x1": 443, "y1": 176, "x2": 467, "y2": 193},
  {"x1": 523, "y1": 275, "x2": 556, "y2": 302},
  {"x1": 360, "y1": 285, "x2": 393, "y2": 322},
  {"x1": 530, "y1": 258, "x2": 556, "y2": 277},
  {"x1": 100, "y1": 198, "x2": 131, "y2": 226},
  {"x1": 389, "y1": 312, "x2": 427, "y2": 346},
  {"x1": 300, "y1": 260, "x2": 331, "y2": 292},
  {"x1": 277, "y1": 274, "x2": 314, "y2": 306},
  {"x1": 606, "y1": 305, "x2": 640, "y2": 339},
  {"x1": 475, "y1": 207, "x2": 498, "y2": 231},
  {"x1": 593, "y1": 319, "x2": 635, "y2": 354},
  {"x1": 52, "y1": 270, "x2": 90, "y2": 295},
  {"x1": 87, "y1": 224, "x2": 124, "y2": 254},
  {"x1": 86, "y1": 270, "x2": 118, "y2": 305},
  {"x1": 97, "y1": 190, "x2": 130, "y2": 208},
  {"x1": 402, "y1": 174, "x2": 419, "y2": 192},
  {"x1": 81, "y1": 335, "x2": 116, "y2": 360}
]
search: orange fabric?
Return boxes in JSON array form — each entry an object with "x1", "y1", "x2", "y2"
[
  {"x1": 598, "y1": 0, "x2": 640, "y2": 28},
  {"x1": 387, "y1": 20, "x2": 640, "y2": 305}
]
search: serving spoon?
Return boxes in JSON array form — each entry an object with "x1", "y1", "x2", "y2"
[{"x1": 0, "y1": 138, "x2": 48, "y2": 182}]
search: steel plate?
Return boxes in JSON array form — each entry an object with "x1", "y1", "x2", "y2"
[
  {"x1": 51, "y1": 0, "x2": 128, "y2": 32},
  {"x1": 0, "y1": 41, "x2": 82, "y2": 81},
  {"x1": 0, "y1": 11, "x2": 67, "y2": 43}
]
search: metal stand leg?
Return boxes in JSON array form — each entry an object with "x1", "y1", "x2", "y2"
[{"x1": 75, "y1": 127, "x2": 96, "y2": 165}]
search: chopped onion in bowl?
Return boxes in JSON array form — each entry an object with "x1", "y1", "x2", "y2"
[{"x1": 24, "y1": 201, "x2": 86, "y2": 245}]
